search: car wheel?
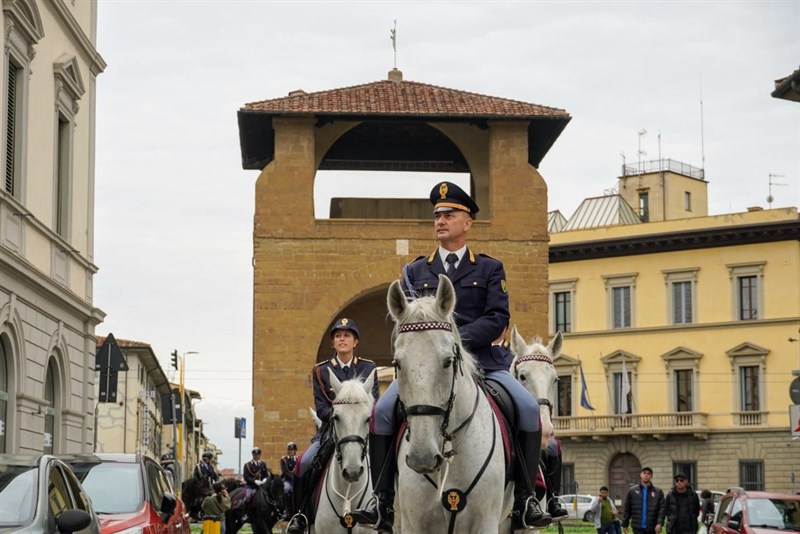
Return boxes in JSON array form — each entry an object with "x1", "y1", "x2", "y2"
[{"x1": 584, "y1": 511, "x2": 595, "y2": 522}]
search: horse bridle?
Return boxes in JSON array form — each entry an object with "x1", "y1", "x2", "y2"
[
  {"x1": 331, "y1": 398, "x2": 369, "y2": 464},
  {"x1": 395, "y1": 321, "x2": 478, "y2": 459},
  {"x1": 513, "y1": 351, "x2": 555, "y2": 413}
]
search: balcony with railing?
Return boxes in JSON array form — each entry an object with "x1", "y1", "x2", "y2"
[
  {"x1": 554, "y1": 411, "x2": 710, "y2": 440},
  {"x1": 621, "y1": 158, "x2": 705, "y2": 180}
]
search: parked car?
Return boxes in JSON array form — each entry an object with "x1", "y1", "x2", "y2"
[
  {"x1": 710, "y1": 487, "x2": 800, "y2": 534},
  {"x1": 62, "y1": 452, "x2": 189, "y2": 534},
  {"x1": 558, "y1": 493, "x2": 598, "y2": 522},
  {"x1": 0, "y1": 454, "x2": 101, "y2": 533}
]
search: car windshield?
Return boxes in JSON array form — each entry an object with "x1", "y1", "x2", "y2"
[
  {"x1": 746, "y1": 497, "x2": 800, "y2": 530},
  {"x1": 0, "y1": 465, "x2": 38, "y2": 526},
  {"x1": 70, "y1": 462, "x2": 143, "y2": 514}
]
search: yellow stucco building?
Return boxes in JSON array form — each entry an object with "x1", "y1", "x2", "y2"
[{"x1": 546, "y1": 161, "x2": 800, "y2": 498}]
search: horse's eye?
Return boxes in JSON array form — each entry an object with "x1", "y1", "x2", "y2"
[
  {"x1": 519, "y1": 374, "x2": 527, "y2": 382},
  {"x1": 365, "y1": 416, "x2": 371, "y2": 424},
  {"x1": 443, "y1": 357, "x2": 453, "y2": 369},
  {"x1": 332, "y1": 414, "x2": 339, "y2": 422},
  {"x1": 392, "y1": 359, "x2": 402, "y2": 371}
]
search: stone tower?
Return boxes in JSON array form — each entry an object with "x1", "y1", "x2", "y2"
[{"x1": 237, "y1": 70, "x2": 570, "y2": 463}]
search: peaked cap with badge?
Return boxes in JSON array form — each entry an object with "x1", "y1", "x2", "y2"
[
  {"x1": 430, "y1": 181, "x2": 480, "y2": 217},
  {"x1": 312, "y1": 317, "x2": 378, "y2": 423},
  {"x1": 400, "y1": 181, "x2": 510, "y2": 369}
]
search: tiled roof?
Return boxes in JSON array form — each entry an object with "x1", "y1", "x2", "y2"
[
  {"x1": 242, "y1": 79, "x2": 569, "y2": 119},
  {"x1": 96, "y1": 336, "x2": 151, "y2": 349}
]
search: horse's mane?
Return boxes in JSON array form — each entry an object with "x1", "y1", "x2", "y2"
[
  {"x1": 334, "y1": 378, "x2": 375, "y2": 409},
  {"x1": 391, "y1": 295, "x2": 480, "y2": 379}
]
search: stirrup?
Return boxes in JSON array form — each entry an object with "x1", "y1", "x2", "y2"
[
  {"x1": 287, "y1": 513, "x2": 309, "y2": 534},
  {"x1": 514, "y1": 495, "x2": 551, "y2": 530}
]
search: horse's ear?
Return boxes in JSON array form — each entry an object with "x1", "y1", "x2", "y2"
[
  {"x1": 363, "y1": 369, "x2": 376, "y2": 397},
  {"x1": 549, "y1": 331, "x2": 563, "y2": 358},
  {"x1": 328, "y1": 367, "x2": 343, "y2": 393},
  {"x1": 510, "y1": 325, "x2": 527, "y2": 358},
  {"x1": 435, "y1": 274, "x2": 456, "y2": 317},
  {"x1": 387, "y1": 280, "x2": 408, "y2": 321}
]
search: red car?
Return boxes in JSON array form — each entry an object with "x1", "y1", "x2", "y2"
[
  {"x1": 63, "y1": 452, "x2": 190, "y2": 534},
  {"x1": 710, "y1": 487, "x2": 800, "y2": 534}
]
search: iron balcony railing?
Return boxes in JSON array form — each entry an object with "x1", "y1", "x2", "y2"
[{"x1": 622, "y1": 159, "x2": 705, "y2": 180}]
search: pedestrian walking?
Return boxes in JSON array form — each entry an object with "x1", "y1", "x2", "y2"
[
  {"x1": 622, "y1": 466, "x2": 666, "y2": 534},
  {"x1": 665, "y1": 473, "x2": 700, "y2": 534},
  {"x1": 592, "y1": 485, "x2": 620, "y2": 534}
]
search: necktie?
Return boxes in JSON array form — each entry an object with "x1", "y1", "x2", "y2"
[
  {"x1": 445, "y1": 253, "x2": 458, "y2": 278},
  {"x1": 343, "y1": 366, "x2": 351, "y2": 379}
]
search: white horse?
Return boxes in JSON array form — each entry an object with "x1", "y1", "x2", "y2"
[
  {"x1": 312, "y1": 369, "x2": 375, "y2": 534},
  {"x1": 509, "y1": 327, "x2": 562, "y2": 450},
  {"x1": 509, "y1": 326, "x2": 564, "y2": 531},
  {"x1": 387, "y1": 275, "x2": 513, "y2": 533}
]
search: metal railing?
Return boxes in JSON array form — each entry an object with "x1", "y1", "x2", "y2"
[{"x1": 622, "y1": 159, "x2": 705, "y2": 180}]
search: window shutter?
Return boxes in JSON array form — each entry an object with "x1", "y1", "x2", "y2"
[{"x1": 4, "y1": 65, "x2": 17, "y2": 195}]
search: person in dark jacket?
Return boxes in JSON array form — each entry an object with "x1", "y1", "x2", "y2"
[
  {"x1": 622, "y1": 467, "x2": 666, "y2": 534},
  {"x1": 664, "y1": 473, "x2": 700, "y2": 534},
  {"x1": 700, "y1": 489, "x2": 716, "y2": 532}
]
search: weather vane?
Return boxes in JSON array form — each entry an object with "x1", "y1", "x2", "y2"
[{"x1": 390, "y1": 19, "x2": 397, "y2": 69}]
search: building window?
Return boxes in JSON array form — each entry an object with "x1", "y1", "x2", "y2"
[
  {"x1": 727, "y1": 262, "x2": 764, "y2": 321},
  {"x1": 549, "y1": 279, "x2": 577, "y2": 335},
  {"x1": 0, "y1": 341, "x2": 7, "y2": 453},
  {"x1": 554, "y1": 292, "x2": 571, "y2": 333},
  {"x1": 739, "y1": 460, "x2": 764, "y2": 491},
  {"x1": 675, "y1": 369, "x2": 693, "y2": 412},
  {"x1": 740, "y1": 366, "x2": 759, "y2": 412},
  {"x1": 44, "y1": 360, "x2": 57, "y2": 455},
  {"x1": 3, "y1": 60, "x2": 22, "y2": 196},
  {"x1": 639, "y1": 192, "x2": 649, "y2": 222},
  {"x1": 673, "y1": 461, "x2": 697, "y2": 487},
  {"x1": 561, "y1": 462, "x2": 576, "y2": 494},
  {"x1": 556, "y1": 374, "x2": 572, "y2": 417},
  {"x1": 663, "y1": 269, "x2": 698, "y2": 325},
  {"x1": 604, "y1": 274, "x2": 637, "y2": 329},
  {"x1": 684, "y1": 192, "x2": 692, "y2": 211},
  {"x1": 55, "y1": 114, "x2": 72, "y2": 237}
]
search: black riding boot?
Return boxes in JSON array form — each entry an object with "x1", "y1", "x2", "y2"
[
  {"x1": 513, "y1": 430, "x2": 551, "y2": 530},
  {"x1": 286, "y1": 474, "x2": 308, "y2": 534},
  {"x1": 543, "y1": 444, "x2": 569, "y2": 522},
  {"x1": 349, "y1": 433, "x2": 395, "y2": 532}
]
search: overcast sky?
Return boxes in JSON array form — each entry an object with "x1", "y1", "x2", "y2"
[{"x1": 93, "y1": 1, "x2": 799, "y2": 470}]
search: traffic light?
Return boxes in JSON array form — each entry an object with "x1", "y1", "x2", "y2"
[{"x1": 170, "y1": 350, "x2": 178, "y2": 370}]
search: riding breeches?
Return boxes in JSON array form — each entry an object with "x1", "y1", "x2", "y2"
[
  {"x1": 371, "y1": 369, "x2": 541, "y2": 435},
  {"x1": 297, "y1": 440, "x2": 320, "y2": 477}
]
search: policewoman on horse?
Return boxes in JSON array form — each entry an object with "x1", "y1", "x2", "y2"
[
  {"x1": 350, "y1": 181, "x2": 551, "y2": 532},
  {"x1": 287, "y1": 318, "x2": 379, "y2": 534}
]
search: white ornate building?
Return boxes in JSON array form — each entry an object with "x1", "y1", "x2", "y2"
[{"x1": 0, "y1": 0, "x2": 105, "y2": 453}]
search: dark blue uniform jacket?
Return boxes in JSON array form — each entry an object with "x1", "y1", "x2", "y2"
[
  {"x1": 243, "y1": 459, "x2": 269, "y2": 488},
  {"x1": 312, "y1": 356, "x2": 379, "y2": 423},
  {"x1": 401, "y1": 248, "x2": 510, "y2": 369}
]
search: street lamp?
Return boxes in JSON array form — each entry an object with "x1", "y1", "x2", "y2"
[{"x1": 177, "y1": 351, "x2": 198, "y2": 472}]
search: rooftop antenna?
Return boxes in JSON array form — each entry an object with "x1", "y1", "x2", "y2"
[
  {"x1": 700, "y1": 74, "x2": 706, "y2": 172},
  {"x1": 390, "y1": 20, "x2": 397, "y2": 69},
  {"x1": 638, "y1": 129, "x2": 647, "y2": 174},
  {"x1": 767, "y1": 173, "x2": 787, "y2": 208}
]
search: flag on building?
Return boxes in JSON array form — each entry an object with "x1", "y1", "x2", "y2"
[
  {"x1": 620, "y1": 359, "x2": 631, "y2": 414},
  {"x1": 579, "y1": 359, "x2": 595, "y2": 411}
]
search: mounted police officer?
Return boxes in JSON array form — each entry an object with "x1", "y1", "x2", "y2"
[
  {"x1": 350, "y1": 181, "x2": 551, "y2": 532},
  {"x1": 243, "y1": 447, "x2": 270, "y2": 490},
  {"x1": 280, "y1": 442, "x2": 298, "y2": 519},
  {"x1": 194, "y1": 450, "x2": 220, "y2": 486},
  {"x1": 287, "y1": 318, "x2": 379, "y2": 534}
]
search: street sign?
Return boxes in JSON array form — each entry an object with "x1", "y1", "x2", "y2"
[
  {"x1": 790, "y1": 377, "x2": 800, "y2": 404},
  {"x1": 791, "y1": 405, "x2": 800, "y2": 438}
]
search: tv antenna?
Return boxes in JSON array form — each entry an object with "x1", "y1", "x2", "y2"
[
  {"x1": 637, "y1": 129, "x2": 647, "y2": 173},
  {"x1": 767, "y1": 173, "x2": 787, "y2": 208}
]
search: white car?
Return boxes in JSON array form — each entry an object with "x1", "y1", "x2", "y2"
[{"x1": 558, "y1": 494, "x2": 598, "y2": 522}]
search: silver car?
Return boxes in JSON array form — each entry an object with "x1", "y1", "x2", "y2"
[{"x1": 0, "y1": 454, "x2": 100, "y2": 534}]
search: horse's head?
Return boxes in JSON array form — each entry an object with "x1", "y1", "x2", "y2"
[
  {"x1": 510, "y1": 327, "x2": 563, "y2": 446},
  {"x1": 329, "y1": 368, "x2": 375, "y2": 482},
  {"x1": 387, "y1": 275, "x2": 479, "y2": 475}
]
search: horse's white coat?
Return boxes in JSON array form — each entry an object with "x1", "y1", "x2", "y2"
[
  {"x1": 387, "y1": 275, "x2": 513, "y2": 533},
  {"x1": 312, "y1": 370, "x2": 375, "y2": 534}
]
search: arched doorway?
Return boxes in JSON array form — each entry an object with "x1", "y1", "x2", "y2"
[{"x1": 609, "y1": 453, "x2": 641, "y2": 503}]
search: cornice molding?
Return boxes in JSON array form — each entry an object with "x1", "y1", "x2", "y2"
[
  {"x1": 43, "y1": 0, "x2": 106, "y2": 75},
  {"x1": 550, "y1": 220, "x2": 800, "y2": 263}
]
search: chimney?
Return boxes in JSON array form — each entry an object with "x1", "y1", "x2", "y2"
[
  {"x1": 388, "y1": 68, "x2": 403, "y2": 82},
  {"x1": 746, "y1": 206, "x2": 764, "y2": 212},
  {"x1": 288, "y1": 89, "x2": 307, "y2": 97}
]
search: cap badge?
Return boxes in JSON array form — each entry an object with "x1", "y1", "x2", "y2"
[
  {"x1": 341, "y1": 318, "x2": 349, "y2": 325},
  {"x1": 439, "y1": 182, "x2": 448, "y2": 199}
]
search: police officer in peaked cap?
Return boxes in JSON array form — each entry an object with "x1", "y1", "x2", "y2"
[{"x1": 351, "y1": 181, "x2": 551, "y2": 532}]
